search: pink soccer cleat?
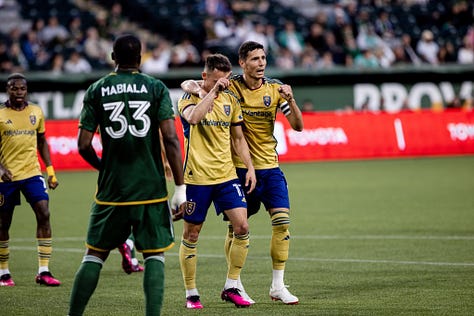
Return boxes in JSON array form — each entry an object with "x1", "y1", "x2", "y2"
[
  {"x1": 221, "y1": 288, "x2": 251, "y2": 308},
  {"x1": 131, "y1": 263, "x2": 144, "y2": 272},
  {"x1": 0, "y1": 274, "x2": 15, "y2": 287},
  {"x1": 186, "y1": 295, "x2": 203, "y2": 309},
  {"x1": 35, "y1": 271, "x2": 61, "y2": 286},
  {"x1": 118, "y1": 243, "x2": 134, "y2": 274}
]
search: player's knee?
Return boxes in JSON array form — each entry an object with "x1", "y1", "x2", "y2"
[
  {"x1": 232, "y1": 221, "x2": 249, "y2": 236},
  {"x1": 184, "y1": 231, "x2": 200, "y2": 243}
]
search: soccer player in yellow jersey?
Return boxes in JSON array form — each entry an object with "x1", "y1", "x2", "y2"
[
  {"x1": 178, "y1": 53, "x2": 256, "y2": 309},
  {"x1": 0, "y1": 73, "x2": 60, "y2": 287},
  {"x1": 182, "y1": 41, "x2": 304, "y2": 305}
]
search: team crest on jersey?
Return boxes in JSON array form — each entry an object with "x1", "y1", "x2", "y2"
[
  {"x1": 224, "y1": 105, "x2": 231, "y2": 116},
  {"x1": 29, "y1": 115, "x2": 36, "y2": 125},
  {"x1": 263, "y1": 96, "x2": 271, "y2": 107},
  {"x1": 185, "y1": 201, "x2": 196, "y2": 216}
]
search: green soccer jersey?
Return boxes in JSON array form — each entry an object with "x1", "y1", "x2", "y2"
[
  {"x1": 79, "y1": 70, "x2": 174, "y2": 205},
  {"x1": 178, "y1": 90, "x2": 243, "y2": 185},
  {"x1": 229, "y1": 74, "x2": 287, "y2": 169}
]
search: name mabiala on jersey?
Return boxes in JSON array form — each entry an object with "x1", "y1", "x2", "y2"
[{"x1": 101, "y1": 83, "x2": 148, "y2": 96}]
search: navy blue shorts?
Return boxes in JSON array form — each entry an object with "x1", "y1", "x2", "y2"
[
  {"x1": 0, "y1": 176, "x2": 49, "y2": 210},
  {"x1": 236, "y1": 167, "x2": 290, "y2": 217},
  {"x1": 184, "y1": 178, "x2": 247, "y2": 224}
]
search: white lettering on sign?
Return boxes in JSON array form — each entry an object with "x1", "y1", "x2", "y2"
[
  {"x1": 48, "y1": 135, "x2": 103, "y2": 155},
  {"x1": 287, "y1": 128, "x2": 348, "y2": 146},
  {"x1": 447, "y1": 123, "x2": 474, "y2": 141},
  {"x1": 354, "y1": 81, "x2": 473, "y2": 112},
  {"x1": 394, "y1": 118, "x2": 406, "y2": 150}
]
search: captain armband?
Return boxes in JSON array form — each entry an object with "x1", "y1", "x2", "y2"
[{"x1": 280, "y1": 102, "x2": 291, "y2": 116}]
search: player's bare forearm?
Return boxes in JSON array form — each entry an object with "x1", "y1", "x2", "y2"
[
  {"x1": 182, "y1": 91, "x2": 217, "y2": 124},
  {"x1": 231, "y1": 126, "x2": 256, "y2": 193},
  {"x1": 37, "y1": 133, "x2": 53, "y2": 167},
  {"x1": 78, "y1": 129, "x2": 101, "y2": 170},
  {"x1": 181, "y1": 80, "x2": 205, "y2": 98},
  {"x1": 287, "y1": 98, "x2": 304, "y2": 131},
  {"x1": 160, "y1": 120, "x2": 184, "y2": 186}
]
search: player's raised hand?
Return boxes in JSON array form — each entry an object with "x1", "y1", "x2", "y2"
[{"x1": 278, "y1": 84, "x2": 294, "y2": 102}]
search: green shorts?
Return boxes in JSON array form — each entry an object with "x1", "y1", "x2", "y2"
[{"x1": 86, "y1": 201, "x2": 175, "y2": 253}]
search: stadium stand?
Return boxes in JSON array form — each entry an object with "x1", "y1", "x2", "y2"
[{"x1": 0, "y1": 0, "x2": 472, "y2": 73}]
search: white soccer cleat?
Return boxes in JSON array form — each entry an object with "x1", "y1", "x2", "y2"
[
  {"x1": 236, "y1": 279, "x2": 255, "y2": 304},
  {"x1": 239, "y1": 288, "x2": 255, "y2": 305},
  {"x1": 269, "y1": 286, "x2": 299, "y2": 305}
]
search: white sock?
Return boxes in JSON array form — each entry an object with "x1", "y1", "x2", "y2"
[
  {"x1": 0, "y1": 269, "x2": 10, "y2": 276},
  {"x1": 38, "y1": 266, "x2": 49, "y2": 274},
  {"x1": 272, "y1": 269, "x2": 285, "y2": 289},
  {"x1": 237, "y1": 276, "x2": 245, "y2": 290},
  {"x1": 224, "y1": 277, "x2": 239, "y2": 289},
  {"x1": 186, "y1": 288, "x2": 199, "y2": 297}
]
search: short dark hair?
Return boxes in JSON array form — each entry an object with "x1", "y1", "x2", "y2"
[
  {"x1": 238, "y1": 41, "x2": 264, "y2": 61},
  {"x1": 204, "y1": 53, "x2": 232, "y2": 73},
  {"x1": 6, "y1": 73, "x2": 26, "y2": 87},
  {"x1": 7, "y1": 73, "x2": 26, "y2": 82},
  {"x1": 113, "y1": 34, "x2": 141, "y2": 66}
]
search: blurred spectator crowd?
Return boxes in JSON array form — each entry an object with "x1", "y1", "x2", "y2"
[{"x1": 0, "y1": 0, "x2": 473, "y2": 75}]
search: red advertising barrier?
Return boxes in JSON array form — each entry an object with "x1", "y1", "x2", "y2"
[
  {"x1": 275, "y1": 109, "x2": 474, "y2": 162},
  {"x1": 45, "y1": 110, "x2": 474, "y2": 170}
]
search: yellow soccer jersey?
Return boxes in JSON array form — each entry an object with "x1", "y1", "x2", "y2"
[
  {"x1": 229, "y1": 75, "x2": 287, "y2": 169},
  {"x1": 0, "y1": 103, "x2": 45, "y2": 181},
  {"x1": 178, "y1": 91, "x2": 243, "y2": 185}
]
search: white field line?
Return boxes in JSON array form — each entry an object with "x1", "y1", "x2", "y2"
[
  {"x1": 9, "y1": 233, "x2": 474, "y2": 268},
  {"x1": 10, "y1": 234, "x2": 474, "y2": 242}
]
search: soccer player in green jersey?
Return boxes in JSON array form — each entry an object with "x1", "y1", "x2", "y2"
[
  {"x1": 68, "y1": 34, "x2": 186, "y2": 316},
  {"x1": 181, "y1": 41, "x2": 304, "y2": 305},
  {"x1": 0, "y1": 73, "x2": 61, "y2": 287},
  {"x1": 177, "y1": 53, "x2": 256, "y2": 309}
]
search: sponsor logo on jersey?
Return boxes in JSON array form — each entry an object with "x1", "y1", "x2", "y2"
[
  {"x1": 224, "y1": 105, "x2": 230, "y2": 116},
  {"x1": 263, "y1": 96, "x2": 271, "y2": 107},
  {"x1": 29, "y1": 115, "x2": 36, "y2": 125}
]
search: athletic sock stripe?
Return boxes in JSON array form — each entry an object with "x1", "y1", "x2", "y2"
[
  {"x1": 181, "y1": 240, "x2": 197, "y2": 249},
  {"x1": 234, "y1": 232, "x2": 249, "y2": 241},
  {"x1": 145, "y1": 254, "x2": 165, "y2": 264}
]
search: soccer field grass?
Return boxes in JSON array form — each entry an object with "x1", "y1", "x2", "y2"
[{"x1": 1, "y1": 156, "x2": 473, "y2": 315}]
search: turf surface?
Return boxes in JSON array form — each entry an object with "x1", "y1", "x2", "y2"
[{"x1": 1, "y1": 156, "x2": 473, "y2": 315}]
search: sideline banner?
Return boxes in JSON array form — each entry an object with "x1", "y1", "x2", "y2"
[
  {"x1": 44, "y1": 110, "x2": 474, "y2": 170},
  {"x1": 275, "y1": 110, "x2": 474, "y2": 162}
]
